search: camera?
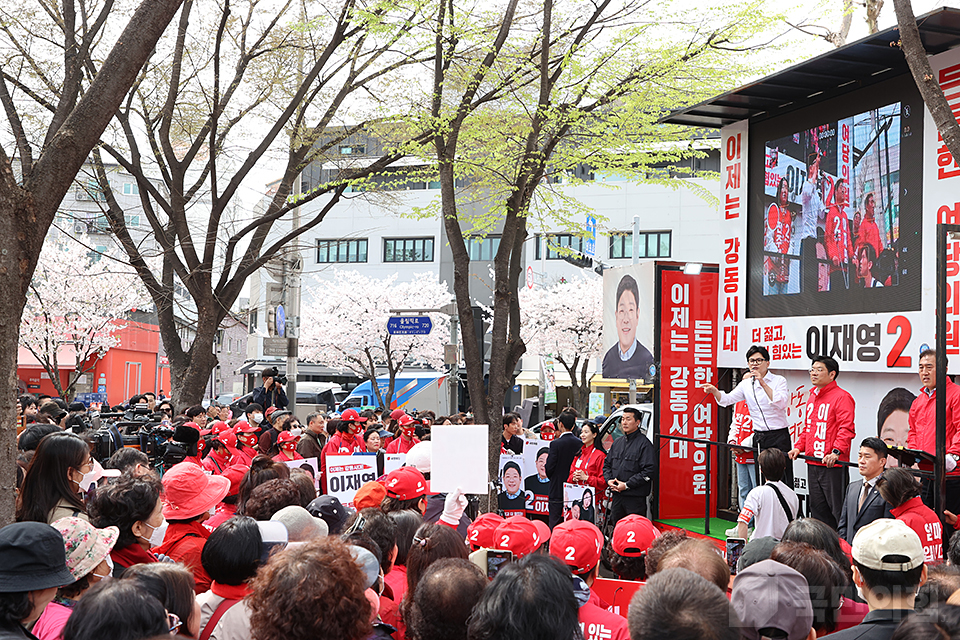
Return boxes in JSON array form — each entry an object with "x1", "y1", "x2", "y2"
[{"x1": 275, "y1": 374, "x2": 288, "y2": 385}]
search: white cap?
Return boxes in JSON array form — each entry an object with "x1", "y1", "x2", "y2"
[
  {"x1": 406, "y1": 441, "x2": 432, "y2": 473},
  {"x1": 852, "y1": 519, "x2": 925, "y2": 571}
]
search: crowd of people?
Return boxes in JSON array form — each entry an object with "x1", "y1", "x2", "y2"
[{"x1": 7, "y1": 353, "x2": 960, "y2": 640}]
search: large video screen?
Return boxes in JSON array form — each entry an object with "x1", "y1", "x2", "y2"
[{"x1": 747, "y1": 81, "x2": 923, "y2": 318}]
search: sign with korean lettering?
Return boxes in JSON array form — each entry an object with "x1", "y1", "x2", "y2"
[
  {"x1": 658, "y1": 267, "x2": 719, "y2": 519},
  {"x1": 386, "y1": 316, "x2": 433, "y2": 335},
  {"x1": 717, "y1": 64, "x2": 948, "y2": 373},
  {"x1": 325, "y1": 455, "x2": 378, "y2": 508}
]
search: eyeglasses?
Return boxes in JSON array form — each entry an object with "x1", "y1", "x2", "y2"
[
  {"x1": 810, "y1": 367, "x2": 828, "y2": 374},
  {"x1": 747, "y1": 358, "x2": 766, "y2": 365},
  {"x1": 167, "y1": 612, "x2": 182, "y2": 634}
]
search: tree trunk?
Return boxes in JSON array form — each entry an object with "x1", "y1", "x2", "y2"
[{"x1": 893, "y1": 0, "x2": 960, "y2": 163}]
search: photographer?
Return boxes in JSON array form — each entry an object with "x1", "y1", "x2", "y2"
[{"x1": 252, "y1": 366, "x2": 288, "y2": 411}]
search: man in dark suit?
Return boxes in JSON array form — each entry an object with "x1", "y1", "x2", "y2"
[
  {"x1": 545, "y1": 411, "x2": 582, "y2": 529},
  {"x1": 838, "y1": 437, "x2": 893, "y2": 544}
]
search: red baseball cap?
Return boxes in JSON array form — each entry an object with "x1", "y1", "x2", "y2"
[
  {"x1": 277, "y1": 431, "x2": 299, "y2": 446},
  {"x1": 221, "y1": 464, "x2": 249, "y2": 496},
  {"x1": 390, "y1": 409, "x2": 406, "y2": 421},
  {"x1": 612, "y1": 515, "x2": 660, "y2": 557},
  {"x1": 210, "y1": 421, "x2": 230, "y2": 435},
  {"x1": 398, "y1": 414, "x2": 416, "y2": 428},
  {"x1": 341, "y1": 409, "x2": 368, "y2": 423},
  {"x1": 216, "y1": 430, "x2": 237, "y2": 449},
  {"x1": 265, "y1": 407, "x2": 278, "y2": 418},
  {"x1": 467, "y1": 513, "x2": 505, "y2": 548},
  {"x1": 550, "y1": 520, "x2": 604, "y2": 573},
  {"x1": 235, "y1": 420, "x2": 257, "y2": 433},
  {"x1": 493, "y1": 516, "x2": 550, "y2": 558},
  {"x1": 382, "y1": 467, "x2": 427, "y2": 501}
]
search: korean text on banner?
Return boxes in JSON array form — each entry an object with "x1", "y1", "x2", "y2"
[
  {"x1": 325, "y1": 455, "x2": 378, "y2": 509},
  {"x1": 719, "y1": 121, "x2": 748, "y2": 361},
  {"x1": 432, "y1": 424, "x2": 489, "y2": 494},
  {"x1": 385, "y1": 453, "x2": 406, "y2": 475},
  {"x1": 659, "y1": 268, "x2": 719, "y2": 520}
]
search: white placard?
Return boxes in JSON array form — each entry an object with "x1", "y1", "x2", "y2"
[
  {"x1": 431, "y1": 424, "x2": 489, "y2": 494},
  {"x1": 280, "y1": 458, "x2": 320, "y2": 491},
  {"x1": 324, "y1": 454, "x2": 378, "y2": 508},
  {"x1": 385, "y1": 453, "x2": 406, "y2": 475}
]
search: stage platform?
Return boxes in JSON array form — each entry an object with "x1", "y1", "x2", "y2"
[{"x1": 655, "y1": 517, "x2": 734, "y2": 551}]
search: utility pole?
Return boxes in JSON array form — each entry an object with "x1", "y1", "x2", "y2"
[{"x1": 285, "y1": 174, "x2": 303, "y2": 417}]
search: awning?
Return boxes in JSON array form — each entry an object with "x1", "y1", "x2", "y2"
[
  {"x1": 590, "y1": 375, "x2": 654, "y2": 391},
  {"x1": 513, "y1": 370, "x2": 574, "y2": 388},
  {"x1": 18, "y1": 346, "x2": 77, "y2": 369}
]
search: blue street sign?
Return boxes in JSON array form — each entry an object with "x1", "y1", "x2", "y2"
[
  {"x1": 585, "y1": 215, "x2": 597, "y2": 258},
  {"x1": 387, "y1": 316, "x2": 433, "y2": 335},
  {"x1": 276, "y1": 304, "x2": 286, "y2": 338}
]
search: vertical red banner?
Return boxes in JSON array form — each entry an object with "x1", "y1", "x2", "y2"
[{"x1": 658, "y1": 269, "x2": 719, "y2": 520}]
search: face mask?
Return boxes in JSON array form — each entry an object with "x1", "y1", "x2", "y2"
[
  {"x1": 79, "y1": 468, "x2": 99, "y2": 493},
  {"x1": 93, "y1": 554, "x2": 114, "y2": 581},
  {"x1": 251, "y1": 413, "x2": 263, "y2": 424},
  {"x1": 140, "y1": 518, "x2": 168, "y2": 548},
  {"x1": 290, "y1": 427, "x2": 302, "y2": 437}
]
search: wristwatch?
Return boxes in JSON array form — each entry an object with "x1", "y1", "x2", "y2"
[{"x1": 831, "y1": 448, "x2": 842, "y2": 456}]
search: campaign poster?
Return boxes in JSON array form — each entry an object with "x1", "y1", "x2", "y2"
[
  {"x1": 602, "y1": 262, "x2": 656, "y2": 380},
  {"x1": 589, "y1": 393, "x2": 605, "y2": 419},
  {"x1": 562, "y1": 483, "x2": 598, "y2": 524},
  {"x1": 543, "y1": 356, "x2": 557, "y2": 404},
  {"x1": 498, "y1": 454, "x2": 526, "y2": 518},
  {"x1": 280, "y1": 458, "x2": 320, "y2": 492},
  {"x1": 384, "y1": 453, "x2": 405, "y2": 476},
  {"x1": 523, "y1": 439, "x2": 550, "y2": 522},
  {"x1": 659, "y1": 267, "x2": 719, "y2": 520},
  {"x1": 718, "y1": 75, "x2": 936, "y2": 374},
  {"x1": 325, "y1": 455, "x2": 378, "y2": 509}
]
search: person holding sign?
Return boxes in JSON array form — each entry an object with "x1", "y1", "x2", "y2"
[
  {"x1": 320, "y1": 409, "x2": 367, "y2": 493},
  {"x1": 567, "y1": 419, "x2": 607, "y2": 510}
]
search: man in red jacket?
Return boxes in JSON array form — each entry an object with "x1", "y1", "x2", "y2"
[
  {"x1": 824, "y1": 178, "x2": 855, "y2": 291},
  {"x1": 907, "y1": 349, "x2": 960, "y2": 519},
  {"x1": 789, "y1": 355, "x2": 856, "y2": 529}
]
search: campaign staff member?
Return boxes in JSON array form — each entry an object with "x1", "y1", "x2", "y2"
[
  {"x1": 702, "y1": 345, "x2": 794, "y2": 489},
  {"x1": 907, "y1": 349, "x2": 960, "y2": 518},
  {"x1": 603, "y1": 408, "x2": 655, "y2": 524},
  {"x1": 788, "y1": 356, "x2": 856, "y2": 529},
  {"x1": 837, "y1": 438, "x2": 893, "y2": 545},
  {"x1": 601, "y1": 274, "x2": 654, "y2": 379}
]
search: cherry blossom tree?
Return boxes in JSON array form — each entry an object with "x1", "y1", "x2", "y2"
[
  {"x1": 299, "y1": 270, "x2": 452, "y2": 410},
  {"x1": 20, "y1": 241, "x2": 146, "y2": 401},
  {"x1": 520, "y1": 277, "x2": 603, "y2": 416}
]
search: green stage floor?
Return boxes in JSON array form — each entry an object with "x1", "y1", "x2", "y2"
[{"x1": 656, "y1": 517, "x2": 735, "y2": 541}]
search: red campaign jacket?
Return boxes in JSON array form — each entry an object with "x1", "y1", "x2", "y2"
[
  {"x1": 202, "y1": 449, "x2": 232, "y2": 475},
  {"x1": 891, "y1": 496, "x2": 943, "y2": 564},
  {"x1": 232, "y1": 445, "x2": 257, "y2": 468},
  {"x1": 153, "y1": 520, "x2": 213, "y2": 593},
  {"x1": 320, "y1": 432, "x2": 365, "y2": 492},
  {"x1": 567, "y1": 445, "x2": 607, "y2": 497},
  {"x1": 729, "y1": 401, "x2": 755, "y2": 465},
  {"x1": 579, "y1": 601, "x2": 630, "y2": 640},
  {"x1": 908, "y1": 379, "x2": 960, "y2": 476},
  {"x1": 386, "y1": 435, "x2": 420, "y2": 455},
  {"x1": 796, "y1": 381, "x2": 856, "y2": 464},
  {"x1": 825, "y1": 205, "x2": 854, "y2": 273}
]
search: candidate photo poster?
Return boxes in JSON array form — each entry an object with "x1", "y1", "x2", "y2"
[
  {"x1": 523, "y1": 439, "x2": 550, "y2": 522},
  {"x1": 281, "y1": 458, "x2": 320, "y2": 491},
  {"x1": 751, "y1": 100, "x2": 921, "y2": 318},
  {"x1": 498, "y1": 454, "x2": 526, "y2": 518},
  {"x1": 562, "y1": 483, "x2": 598, "y2": 524},
  {"x1": 602, "y1": 262, "x2": 656, "y2": 380}
]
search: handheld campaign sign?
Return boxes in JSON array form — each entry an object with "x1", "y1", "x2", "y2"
[
  {"x1": 385, "y1": 453, "x2": 406, "y2": 475},
  {"x1": 280, "y1": 458, "x2": 320, "y2": 491},
  {"x1": 431, "y1": 424, "x2": 488, "y2": 494},
  {"x1": 325, "y1": 455, "x2": 378, "y2": 508}
]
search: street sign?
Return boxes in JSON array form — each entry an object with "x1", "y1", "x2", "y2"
[
  {"x1": 387, "y1": 316, "x2": 433, "y2": 335},
  {"x1": 263, "y1": 337, "x2": 291, "y2": 357},
  {"x1": 276, "y1": 304, "x2": 286, "y2": 338},
  {"x1": 526, "y1": 266, "x2": 534, "y2": 289},
  {"x1": 585, "y1": 215, "x2": 597, "y2": 258}
]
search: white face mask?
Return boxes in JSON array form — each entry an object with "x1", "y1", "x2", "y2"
[
  {"x1": 251, "y1": 413, "x2": 263, "y2": 425},
  {"x1": 93, "y1": 554, "x2": 114, "y2": 581},
  {"x1": 140, "y1": 518, "x2": 168, "y2": 548}
]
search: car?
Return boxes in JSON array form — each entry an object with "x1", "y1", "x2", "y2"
[{"x1": 527, "y1": 405, "x2": 654, "y2": 452}]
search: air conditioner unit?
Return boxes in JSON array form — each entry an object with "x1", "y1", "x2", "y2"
[{"x1": 74, "y1": 222, "x2": 87, "y2": 233}]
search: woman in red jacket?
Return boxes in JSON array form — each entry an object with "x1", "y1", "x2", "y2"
[
  {"x1": 568, "y1": 420, "x2": 607, "y2": 503},
  {"x1": 879, "y1": 467, "x2": 943, "y2": 564}
]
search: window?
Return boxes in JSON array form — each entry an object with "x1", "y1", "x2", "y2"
[
  {"x1": 535, "y1": 234, "x2": 585, "y2": 260},
  {"x1": 124, "y1": 214, "x2": 141, "y2": 228},
  {"x1": 468, "y1": 236, "x2": 501, "y2": 261},
  {"x1": 123, "y1": 182, "x2": 139, "y2": 196},
  {"x1": 316, "y1": 238, "x2": 368, "y2": 263},
  {"x1": 76, "y1": 180, "x2": 107, "y2": 202},
  {"x1": 249, "y1": 309, "x2": 258, "y2": 334},
  {"x1": 608, "y1": 231, "x2": 671, "y2": 259},
  {"x1": 339, "y1": 145, "x2": 366, "y2": 155},
  {"x1": 384, "y1": 237, "x2": 434, "y2": 262}
]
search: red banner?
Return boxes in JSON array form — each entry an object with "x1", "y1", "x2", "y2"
[{"x1": 658, "y1": 269, "x2": 719, "y2": 519}]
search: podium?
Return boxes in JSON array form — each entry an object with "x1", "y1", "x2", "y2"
[{"x1": 885, "y1": 447, "x2": 937, "y2": 476}]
